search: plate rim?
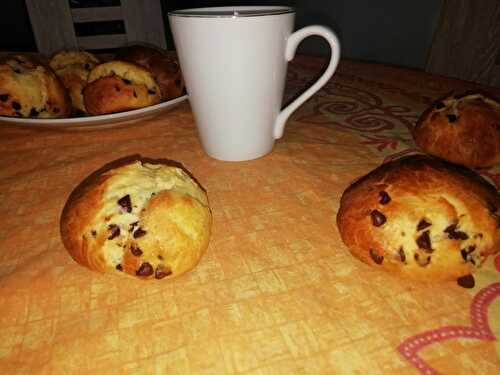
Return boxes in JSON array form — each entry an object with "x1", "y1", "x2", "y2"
[{"x1": 0, "y1": 94, "x2": 188, "y2": 128}]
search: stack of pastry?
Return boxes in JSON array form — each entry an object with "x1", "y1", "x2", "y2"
[{"x1": 0, "y1": 45, "x2": 184, "y2": 118}]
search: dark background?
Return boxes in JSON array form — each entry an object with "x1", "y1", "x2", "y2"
[{"x1": 0, "y1": 0, "x2": 443, "y2": 70}]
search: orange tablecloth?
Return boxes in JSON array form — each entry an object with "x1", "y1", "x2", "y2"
[{"x1": 1, "y1": 56, "x2": 500, "y2": 374}]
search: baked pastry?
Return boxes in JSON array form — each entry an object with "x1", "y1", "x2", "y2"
[
  {"x1": 0, "y1": 54, "x2": 70, "y2": 118},
  {"x1": 337, "y1": 155, "x2": 500, "y2": 286},
  {"x1": 49, "y1": 51, "x2": 100, "y2": 114},
  {"x1": 49, "y1": 50, "x2": 99, "y2": 72},
  {"x1": 60, "y1": 160, "x2": 212, "y2": 280},
  {"x1": 83, "y1": 61, "x2": 162, "y2": 115},
  {"x1": 115, "y1": 45, "x2": 184, "y2": 100},
  {"x1": 413, "y1": 92, "x2": 500, "y2": 167}
]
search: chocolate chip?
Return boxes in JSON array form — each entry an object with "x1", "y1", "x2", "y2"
[
  {"x1": 13, "y1": 69, "x2": 21, "y2": 74},
  {"x1": 29, "y1": 108, "x2": 38, "y2": 117},
  {"x1": 460, "y1": 245, "x2": 476, "y2": 261},
  {"x1": 91, "y1": 230, "x2": 97, "y2": 237},
  {"x1": 155, "y1": 266, "x2": 172, "y2": 279},
  {"x1": 370, "y1": 210, "x2": 386, "y2": 227},
  {"x1": 118, "y1": 195, "x2": 132, "y2": 213},
  {"x1": 136, "y1": 262, "x2": 153, "y2": 276},
  {"x1": 434, "y1": 101, "x2": 445, "y2": 109},
  {"x1": 416, "y1": 230, "x2": 432, "y2": 252},
  {"x1": 122, "y1": 78, "x2": 131, "y2": 85},
  {"x1": 457, "y1": 274, "x2": 475, "y2": 289},
  {"x1": 130, "y1": 244, "x2": 143, "y2": 257},
  {"x1": 129, "y1": 221, "x2": 139, "y2": 232},
  {"x1": 444, "y1": 224, "x2": 468, "y2": 240},
  {"x1": 398, "y1": 247, "x2": 406, "y2": 263},
  {"x1": 147, "y1": 89, "x2": 156, "y2": 95},
  {"x1": 0, "y1": 94, "x2": 9, "y2": 102},
  {"x1": 12, "y1": 101, "x2": 21, "y2": 110},
  {"x1": 460, "y1": 249, "x2": 468, "y2": 261},
  {"x1": 107, "y1": 224, "x2": 120, "y2": 240},
  {"x1": 446, "y1": 114, "x2": 458, "y2": 123},
  {"x1": 414, "y1": 253, "x2": 431, "y2": 267},
  {"x1": 133, "y1": 90, "x2": 137, "y2": 98},
  {"x1": 417, "y1": 219, "x2": 431, "y2": 231},
  {"x1": 133, "y1": 227, "x2": 147, "y2": 238},
  {"x1": 369, "y1": 249, "x2": 384, "y2": 264},
  {"x1": 378, "y1": 191, "x2": 391, "y2": 205},
  {"x1": 84, "y1": 63, "x2": 90, "y2": 70},
  {"x1": 116, "y1": 264, "x2": 123, "y2": 271},
  {"x1": 115, "y1": 85, "x2": 121, "y2": 91}
]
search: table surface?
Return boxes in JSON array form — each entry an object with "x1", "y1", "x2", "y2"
[{"x1": 1, "y1": 56, "x2": 500, "y2": 375}]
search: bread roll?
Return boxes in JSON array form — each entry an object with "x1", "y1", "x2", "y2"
[
  {"x1": 50, "y1": 50, "x2": 100, "y2": 114},
  {"x1": 116, "y1": 45, "x2": 184, "y2": 101},
  {"x1": 337, "y1": 155, "x2": 500, "y2": 286},
  {"x1": 413, "y1": 92, "x2": 500, "y2": 167},
  {"x1": 0, "y1": 54, "x2": 70, "y2": 118},
  {"x1": 83, "y1": 61, "x2": 162, "y2": 115},
  {"x1": 60, "y1": 160, "x2": 212, "y2": 280}
]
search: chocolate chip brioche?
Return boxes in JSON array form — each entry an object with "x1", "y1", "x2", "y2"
[
  {"x1": 115, "y1": 45, "x2": 184, "y2": 101},
  {"x1": 336, "y1": 155, "x2": 500, "y2": 286},
  {"x1": 83, "y1": 61, "x2": 162, "y2": 115},
  {"x1": 0, "y1": 54, "x2": 70, "y2": 118},
  {"x1": 49, "y1": 50, "x2": 100, "y2": 114},
  {"x1": 413, "y1": 92, "x2": 500, "y2": 167},
  {"x1": 60, "y1": 160, "x2": 212, "y2": 280}
]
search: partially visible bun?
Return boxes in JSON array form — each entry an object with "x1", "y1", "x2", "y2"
[
  {"x1": 60, "y1": 160, "x2": 212, "y2": 280},
  {"x1": 115, "y1": 45, "x2": 163, "y2": 67},
  {"x1": 413, "y1": 92, "x2": 500, "y2": 167},
  {"x1": 49, "y1": 50, "x2": 99, "y2": 72},
  {"x1": 50, "y1": 51, "x2": 100, "y2": 114},
  {"x1": 83, "y1": 61, "x2": 162, "y2": 115},
  {"x1": 337, "y1": 155, "x2": 500, "y2": 285},
  {"x1": 0, "y1": 54, "x2": 70, "y2": 118},
  {"x1": 116, "y1": 45, "x2": 184, "y2": 101}
]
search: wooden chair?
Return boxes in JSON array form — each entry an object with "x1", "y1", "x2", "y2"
[
  {"x1": 25, "y1": 0, "x2": 167, "y2": 55},
  {"x1": 426, "y1": 0, "x2": 500, "y2": 87}
]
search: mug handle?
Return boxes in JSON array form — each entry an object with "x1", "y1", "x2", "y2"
[{"x1": 274, "y1": 25, "x2": 341, "y2": 139}]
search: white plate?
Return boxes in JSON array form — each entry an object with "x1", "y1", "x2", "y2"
[{"x1": 0, "y1": 94, "x2": 188, "y2": 131}]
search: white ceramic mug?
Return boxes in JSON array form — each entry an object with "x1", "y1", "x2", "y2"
[{"x1": 169, "y1": 6, "x2": 340, "y2": 161}]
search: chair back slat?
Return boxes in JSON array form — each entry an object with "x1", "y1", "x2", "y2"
[{"x1": 26, "y1": 0, "x2": 167, "y2": 55}]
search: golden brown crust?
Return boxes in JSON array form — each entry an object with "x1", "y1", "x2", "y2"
[
  {"x1": 336, "y1": 155, "x2": 500, "y2": 282},
  {"x1": 413, "y1": 92, "x2": 500, "y2": 167},
  {"x1": 83, "y1": 61, "x2": 161, "y2": 115},
  {"x1": 60, "y1": 159, "x2": 212, "y2": 280},
  {"x1": 60, "y1": 172, "x2": 113, "y2": 272},
  {"x1": 0, "y1": 54, "x2": 70, "y2": 118}
]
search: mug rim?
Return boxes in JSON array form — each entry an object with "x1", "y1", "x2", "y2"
[{"x1": 168, "y1": 6, "x2": 295, "y2": 18}]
